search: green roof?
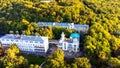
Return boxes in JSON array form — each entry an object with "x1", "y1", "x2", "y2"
[{"x1": 70, "y1": 33, "x2": 80, "y2": 38}]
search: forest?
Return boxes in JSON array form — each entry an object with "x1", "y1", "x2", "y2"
[{"x1": 0, "y1": 0, "x2": 120, "y2": 68}]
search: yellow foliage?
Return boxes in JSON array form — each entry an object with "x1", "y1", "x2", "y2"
[
  {"x1": 22, "y1": 19, "x2": 29, "y2": 25},
  {"x1": 99, "y1": 51, "x2": 107, "y2": 60}
]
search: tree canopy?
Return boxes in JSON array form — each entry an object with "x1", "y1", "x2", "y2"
[
  {"x1": 0, "y1": 0, "x2": 120, "y2": 68},
  {"x1": 2, "y1": 44, "x2": 28, "y2": 68}
]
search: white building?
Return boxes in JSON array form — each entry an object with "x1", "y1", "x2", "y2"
[
  {"x1": 57, "y1": 32, "x2": 80, "y2": 52},
  {"x1": 0, "y1": 34, "x2": 49, "y2": 55},
  {"x1": 37, "y1": 22, "x2": 89, "y2": 31},
  {"x1": 74, "y1": 24, "x2": 89, "y2": 32}
]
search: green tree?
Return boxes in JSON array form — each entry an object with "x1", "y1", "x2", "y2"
[
  {"x1": 22, "y1": 19, "x2": 29, "y2": 25},
  {"x1": 110, "y1": 37, "x2": 120, "y2": 54},
  {"x1": 108, "y1": 57, "x2": 120, "y2": 68},
  {"x1": 39, "y1": 26, "x2": 53, "y2": 39},
  {"x1": 3, "y1": 44, "x2": 28, "y2": 68},
  {"x1": 29, "y1": 64, "x2": 41, "y2": 68},
  {"x1": 71, "y1": 57, "x2": 91, "y2": 68},
  {"x1": 0, "y1": 22, "x2": 9, "y2": 34},
  {"x1": 44, "y1": 49, "x2": 65, "y2": 68},
  {"x1": 53, "y1": 26, "x2": 73, "y2": 39}
]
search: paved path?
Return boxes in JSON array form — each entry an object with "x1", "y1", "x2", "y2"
[{"x1": 40, "y1": 61, "x2": 46, "y2": 67}]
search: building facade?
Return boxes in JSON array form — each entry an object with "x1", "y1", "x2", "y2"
[
  {"x1": 57, "y1": 32, "x2": 80, "y2": 52},
  {"x1": 0, "y1": 34, "x2": 49, "y2": 56}
]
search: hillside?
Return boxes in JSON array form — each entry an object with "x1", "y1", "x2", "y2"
[{"x1": 0, "y1": 0, "x2": 120, "y2": 68}]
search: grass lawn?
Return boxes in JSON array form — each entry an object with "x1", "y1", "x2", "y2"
[{"x1": 24, "y1": 55, "x2": 45, "y2": 65}]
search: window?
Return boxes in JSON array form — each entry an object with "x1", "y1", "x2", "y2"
[
  {"x1": 68, "y1": 44, "x2": 73, "y2": 50},
  {"x1": 64, "y1": 43, "x2": 66, "y2": 49},
  {"x1": 35, "y1": 41, "x2": 38, "y2": 43},
  {"x1": 16, "y1": 40, "x2": 18, "y2": 42},
  {"x1": 2, "y1": 39, "x2": 4, "y2": 41},
  {"x1": 74, "y1": 45, "x2": 76, "y2": 48},
  {"x1": 40, "y1": 41, "x2": 43, "y2": 43},
  {"x1": 7, "y1": 40, "x2": 9, "y2": 41},
  {"x1": 59, "y1": 43, "x2": 62, "y2": 46},
  {"x1": 11, "y1": 40, "x2": 13, "y2": 41},
  {"x1": 30, "y1": 41, "x2": 33, "y2": 43},
  {"x1": 74, "y1": 45, "x2": 76, "y2": 51},
  {"x1": 64, "y1": 43, "x2": 66, "y2": 45}
]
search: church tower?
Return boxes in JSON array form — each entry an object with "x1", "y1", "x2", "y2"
[{"x1": 61, "y1": 32, "x2": 65, "y2": 42}]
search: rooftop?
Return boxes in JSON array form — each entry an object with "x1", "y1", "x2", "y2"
[
  {"x1": 70, "y1": 33, "x2": 80, "y2": 38},
  {"x1": 74, "y1": 24, "x2": 88, "y2": 28},
  {"x1": 0, "y1": 34, "x2": 48, "y2": 42},
  {"x1": 37, "y1": 22, "x2": 89, "y2": 30},
  {"x1": 55, "y1": 23, "x2": 73, "y2": 27}
]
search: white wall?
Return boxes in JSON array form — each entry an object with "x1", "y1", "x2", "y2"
[{"x1": 0, "y1": 38, "x2": 48, "y2": 53}]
